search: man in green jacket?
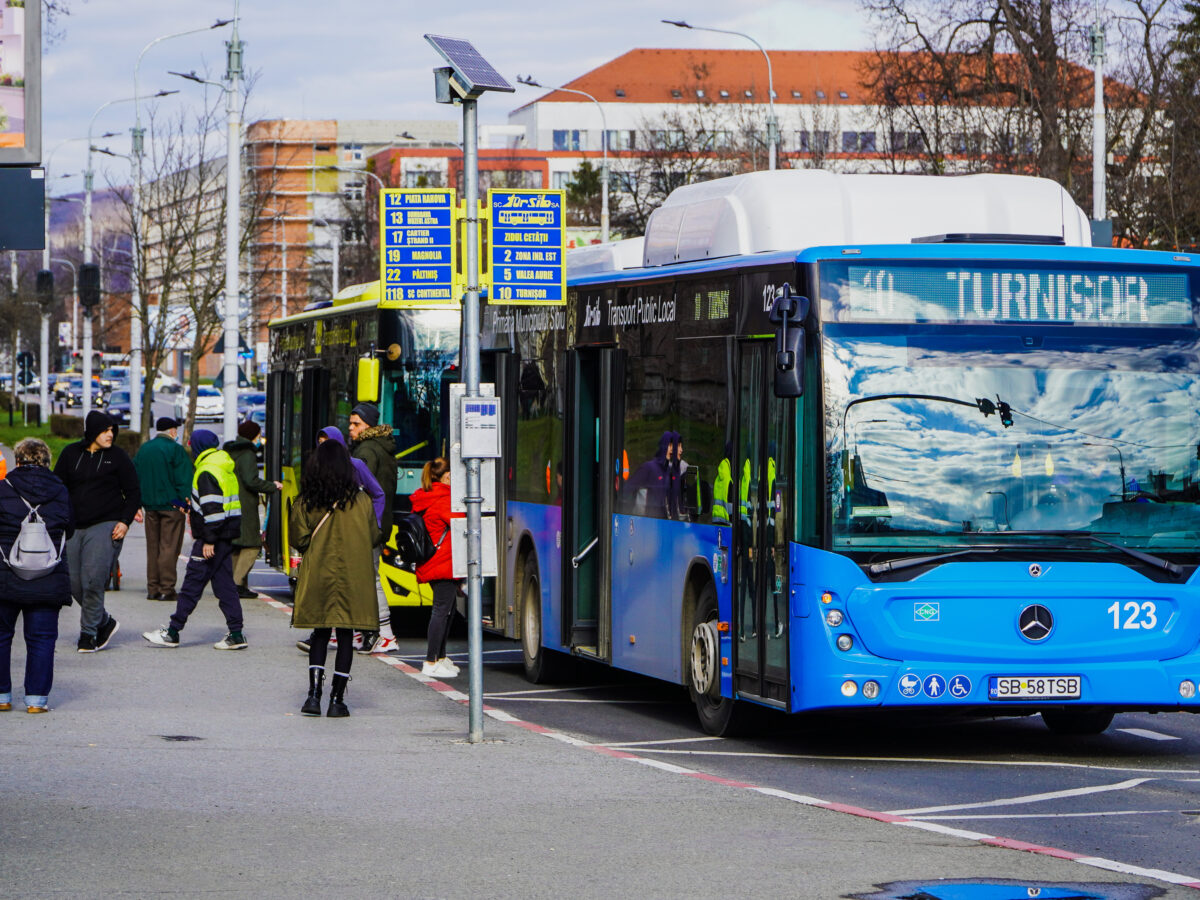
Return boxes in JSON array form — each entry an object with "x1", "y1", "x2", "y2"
[
  {"x1": 134, "y1": 417, "x2": 193, "y2": 602},
  {"x1": 349, "y1": 402, "x2": 399, "y2": 653},
  {"x1": 223, "y1": 420, "x2": 281, "y2": 599}
]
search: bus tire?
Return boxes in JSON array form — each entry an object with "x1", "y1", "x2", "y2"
[
  {"x1": 1041, "y1": 709, "x2": 1114, "y2": 735},
  {"x1": 687, "y1": 580, "x2": 749, "y2": 736},
  {"x1": 520, "y1": 554, "x2": 561, "y2": 684}
]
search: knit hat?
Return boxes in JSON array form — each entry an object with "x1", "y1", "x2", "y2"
[
  {"x1": 188, "y1": 429, "x2": 219, "y2": 456},
  {"x1": 237, "y1": 420, "x2": 261, "y2": 441},
  {"x1": 351, "y1": 402, "x2": 380, "y2": 427},
  {"x1": 156, "y1": 416, "x2": 184, "y2": 432}
]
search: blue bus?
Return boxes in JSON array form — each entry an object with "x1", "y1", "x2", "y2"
[{"x1": 480, "y1": 170, "x2": 1200, "y2": 735}]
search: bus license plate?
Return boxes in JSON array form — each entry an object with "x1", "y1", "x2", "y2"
[{"x1": 988, "y1": 676, "x2": 1081, "y2": 700}]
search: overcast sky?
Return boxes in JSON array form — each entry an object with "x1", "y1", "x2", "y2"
[{"x1": 42, "y1": 0, "x2": 871, "y2": 192}]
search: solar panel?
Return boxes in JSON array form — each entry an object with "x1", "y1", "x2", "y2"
[{"x1": 425, "y1": 34, "x2": 514, "y2": 94}]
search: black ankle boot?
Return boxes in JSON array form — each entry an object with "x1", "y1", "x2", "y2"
[
  {"x1": 327, "y1": 672, "x2": 351, "y2": 717},
  {"x1": 301, "y1": 666, "x2": 324, "y2": 716}
]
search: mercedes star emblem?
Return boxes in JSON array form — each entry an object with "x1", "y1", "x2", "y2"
[
  {"x1": 1028, "y1": 563, "x2": 1042, "y2": 578},
  {"x1": 1018, "y1": 604, "x2": 1054, "y2": 642}
]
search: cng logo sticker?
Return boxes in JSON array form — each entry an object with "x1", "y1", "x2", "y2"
[
  {"x1": 898, "y1": 674, "x2": 921, "y2": 697},
  {"x1": 914, "y1": 602, "x2": 940, "y2": 622}
]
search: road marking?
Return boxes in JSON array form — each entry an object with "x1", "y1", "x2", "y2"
[
  {"x1": 888, "y1": 777, "x2": 1156, "y2": 816},
  {"x1": 483, "y1": 684, "x2": 636, "y2": 697},
  {"x1": 255, "y1": 594, "x2": 1200, "y2": 893},
  {"x1": 603, "y1": 736, "x2": 727, "y2": 748},
  {"x1": 614, "y1": 748, "x2": 1200, "y2": 776},
  {"x1": 1119, "y1": 727, "x2": 1181, "y2": 741},
  {"x1": 908, "y1": 809, "x2": 1180, "y2": 821},
  {"x1": 481, "y1": 697, "x2": 675, "y2": 704}
]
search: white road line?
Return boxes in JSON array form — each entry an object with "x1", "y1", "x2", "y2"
[
  {"x1": 603, "y1": 736, "x2": 727, "y2": 748},
  {"x1": 908, "y1": 809, "x2": 1180, "y2": 821},
  {"x1": 480, "y1": 697, "x2": 674, "y2": 704},
  {"x1": 613, "y1": 748, "x2": 1200, "y2": 776},
  {"x1": 888, "y1": 777, "x2": 1155, "y2": 816},
  {"x1": 1119, "y1": 727, "x2": 1181, "y2": 741},
  {"x1": 483, "y1": 684, "x2": 635, "y2": 697}
]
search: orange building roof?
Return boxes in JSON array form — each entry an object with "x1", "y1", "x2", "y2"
[{"x1": 517, "y1": 48, "x2": 1127, "y2": 110}]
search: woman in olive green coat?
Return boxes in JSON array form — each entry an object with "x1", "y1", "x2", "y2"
[{"x1": 289, "y1": 438, "x2": 379, "y2": 717}]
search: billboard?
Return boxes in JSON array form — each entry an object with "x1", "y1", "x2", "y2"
[{"x1": 0, "y1": 0, "x2": 39, "y2": 164}]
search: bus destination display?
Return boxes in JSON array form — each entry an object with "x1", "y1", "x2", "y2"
[
  {"x1": 379, "y1": 189, "x2": 457, "y2": 307},
  {"x1": 488, "y1": 189, "x2": 566, "y2": 306},
  {"x1": 832, "y1": 263, "x2": 1193, "y2": 325}
]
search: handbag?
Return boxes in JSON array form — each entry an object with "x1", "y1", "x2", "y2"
[{"x1": 394, "y1": 510, "x2": 449, "y2": 566}]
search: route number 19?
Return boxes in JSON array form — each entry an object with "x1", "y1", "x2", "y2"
[{"x1": 1107, "y1": 600, "x2": 1157, "y2": 630}]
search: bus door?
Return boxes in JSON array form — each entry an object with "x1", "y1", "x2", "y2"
[
  {"x1": 733, "y1": 341, "x2": 791, "y2": 706},
  {"x1": 264, "y1": 369, "x2": 294, "y2": 568},
  {"x1": 483, "y1": 351, "x2": 519, "y2": 636},
  {"x1": 562, "y1": 346, "x2": 622, "y2": 658}
]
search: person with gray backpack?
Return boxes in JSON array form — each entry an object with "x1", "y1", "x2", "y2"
[{"x1": 0, "y1": 438, "x2": 73, "y2": 714}]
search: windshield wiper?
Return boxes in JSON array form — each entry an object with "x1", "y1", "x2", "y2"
[
  {"x1": 867, "y1": 548, "x2": 999, "y2": 576},
  {"x1": 993, "y1": 530, "x2": 1184, "y2": 577}
]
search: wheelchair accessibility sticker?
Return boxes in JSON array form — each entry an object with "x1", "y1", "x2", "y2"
[{"x1": 948, "y1": 674, "x2": 972, "y2": 699}]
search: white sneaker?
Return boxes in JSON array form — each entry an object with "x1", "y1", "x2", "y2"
[
  {"x1": 370, "y1": 635, "x2": 398, "y2": 655},
  {"x1": 436, "y1": 657, "x2": 461, "y2": 675},
  {"x1": 421, "y1": 659, "x2": 458, "y2": 678}
]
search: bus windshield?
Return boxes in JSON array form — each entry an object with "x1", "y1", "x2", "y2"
[
  {"x1": 820, "y1": 258, "x2": 1200, "y2": 558},
  {"x1": 383, "y1": 308, "x2": 459, "y2": 464}
]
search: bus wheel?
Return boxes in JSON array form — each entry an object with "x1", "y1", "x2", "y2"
[
  {"x1": 520, "y1": 554, "x2": 559, "y2": 683},
  {"x1": 688, "y1": 582, "x2": 746, "y2": 736},
  {"x1": 1041, "y1": 709, "x2": 1115, "y2": 735}
]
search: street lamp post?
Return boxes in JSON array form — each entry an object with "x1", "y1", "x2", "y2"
[
  {"x1": 132, "y1": 19, "x2": 232, "y2": 435},
  {"x1": 663, "y1": 19, "x2": 778, "y2": 170},
  {"x1": 517, "y1": 75, "x2": 609, "y2": 242}
]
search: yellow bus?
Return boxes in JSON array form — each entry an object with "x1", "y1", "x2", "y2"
[{"x1": 265, "y1": 281, "x2": 460, "y2": 607}]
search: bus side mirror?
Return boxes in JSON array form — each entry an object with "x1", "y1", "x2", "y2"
[
  {"x1": 357, "y1": 357, "x2": 380, "y2": 403},
  {"x1": 769, "y1": 285, "x2": 810, "y2": 398}
]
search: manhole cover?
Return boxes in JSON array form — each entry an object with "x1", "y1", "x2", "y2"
[
  {"x1": 848, "y1": 880, "x2": 1164, "y2": 900},
  {"x1": 157, "y1": 734, "x2": 204, "y2": 742}
]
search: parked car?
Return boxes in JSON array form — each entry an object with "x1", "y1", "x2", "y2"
[
  {"x1": 65, "y1": 377, "x2": 105, "y2": 409},
  {"x1": 105, "y1": 389, "x2": 131, "y2": 427},
  {"x1": 237, "y1": 390, "x2": 266, "y2": 418},
  {"x1": 191, "y1": 385, "x2": 224, "y2": 422}
]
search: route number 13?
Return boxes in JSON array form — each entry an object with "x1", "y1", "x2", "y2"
[{"x1": 1107, "y1": 600, "x2": 1157, "y2": 630}]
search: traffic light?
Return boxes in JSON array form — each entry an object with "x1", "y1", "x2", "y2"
[
  {"x1": 36, "y1": 269, "x2": 54, "y2": 306},
  {"x1": 79, "y1": 262, "x2": 101, "y2": 309},
  {"x1": 16, "y1": 350, "x2": 33, "y2": 386}
]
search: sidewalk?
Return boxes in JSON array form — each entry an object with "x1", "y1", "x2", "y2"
[{"x1": 2, "y1": 522, "x2": 1196, "y2": 898}]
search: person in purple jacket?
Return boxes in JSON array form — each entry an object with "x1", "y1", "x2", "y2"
[{"x1": 295, "y1": 427, "x2": 386, "y2": 655}]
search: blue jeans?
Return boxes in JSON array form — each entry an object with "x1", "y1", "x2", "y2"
[{"x1": 0, "y1": 602, "x2": 61, "y2": 701}]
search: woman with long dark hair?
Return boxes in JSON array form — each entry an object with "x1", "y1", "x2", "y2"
[
  {"x1": 289, "y1": 438, "x2": 379, "y2": 716},
  {"x1": 411, "y1": 457, "x2": 460, "y2": 678}
]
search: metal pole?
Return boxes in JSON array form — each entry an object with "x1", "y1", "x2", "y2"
[
  {"x1": 83, "y1": 152, "x2": 94, "y2": 421},
  {"x1": 462, "y1": 97, "x2": 484, "y2": 743},
  {"x1": 9, "y1": 253, "x2": 17, "y2": 423},
  {"x1": 222, "y1": 9, "x2": 243, "y2": 435},
  {"x1": 1090, "y1": 6, "x2": 1106, "y2": 221},
  {"x1": 41, "y1": 196, "x2": 52, "y2": 418}
]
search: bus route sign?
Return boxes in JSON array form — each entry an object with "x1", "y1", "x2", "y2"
[
  {"x1": 379, "y1": 188, "x2": 458, "y2": 308},
  {"x1": 487, "y1": 189, "x2": 565, "y2": 305}
]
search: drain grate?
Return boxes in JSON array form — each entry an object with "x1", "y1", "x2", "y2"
[{"x1": 157, "y1": 734, "x2": 204, "y2": 742}]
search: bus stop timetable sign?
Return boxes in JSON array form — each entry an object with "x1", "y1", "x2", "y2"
[
  {"x1": 379, "y1": 188, "x2": 458, "y2": 308},
  {"x1": 488, "y1": 189, "x2": 566, "y2": 305}
]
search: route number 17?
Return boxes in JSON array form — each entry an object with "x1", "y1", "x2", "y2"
[{"x1": 1107, "y1": 600, "x2": 1157, "y2": 630}]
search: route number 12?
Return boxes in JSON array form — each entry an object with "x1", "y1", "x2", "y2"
[{"x1": 1107, "y1": 600, "x2": 1157, "y2": 630}]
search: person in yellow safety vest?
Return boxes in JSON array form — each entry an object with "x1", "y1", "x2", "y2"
[
  {"x1": 142, "y1": 429, "x2": 246, "y2": 650},
  {"x1": 712, "y1": 444, "x2": 732, "y2": 525}
]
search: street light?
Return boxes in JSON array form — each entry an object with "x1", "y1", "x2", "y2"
[
  {"x1": 129, "y1": 20, "x2": 232, "y2": 435},
  {"x1": 517, "y1": 74, "x2": 610, "y2": 242},
  {"x1": 663, "y1": 19, "x2": 778, "y2": 171},
  {"x1": 83, "y1": 90, "x2": 178, "y2": 420},
  {"x1": 169, "y1": 5, "x2": 244, "y2": 437}
]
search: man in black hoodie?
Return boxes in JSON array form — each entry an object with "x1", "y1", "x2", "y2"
[{"x1": 53, "y1": 410, "x2": 142, "y2": 652}]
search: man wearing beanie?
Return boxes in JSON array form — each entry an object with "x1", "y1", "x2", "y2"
[
  {"x1": 143, "y1": 429, "x2": 246, "y2": 650},
  {"x1": 53, "y1": 410, "x2": 141, "y2": 653},
  {"x1": 348, "y1": 402, "x2": 399, "y2": 653},
  {"x1": 223, "y1": 419, "x2": 281, "y2": 599},
  {"x1": 133, "y1": 417, "x2": 193, "y2": 602}
]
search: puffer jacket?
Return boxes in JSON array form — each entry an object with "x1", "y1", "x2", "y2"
[
  {"x1": 411, "y1": 481, "x2": 455, "y2": 583},
  {"x1": 0, "y1": 465, "x2": 74, "y2": 607}
]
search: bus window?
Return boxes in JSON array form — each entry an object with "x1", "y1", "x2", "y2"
[{"x1": 383, "y1": 366, "x2": 445, "y2": 464}]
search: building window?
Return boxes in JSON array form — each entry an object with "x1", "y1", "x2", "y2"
[
  {"x1": 842, "y1": 131, "x2": 858, "y2": 152},
  {"x1": 343, "y1": 143, "x2": 364, "y2": 162},
  {"x1": 791, "y1": 90, "x2": 802, "y2": 98},
  {"x1": 708, "y1": 130, "x2": 734, "y2": 151},
  {"x1": 696, "y1": 89, "x2": 705, "y2": 99},
  {"x1": 815, "y1": 90, "x2": 826, "y2": 99},
  {"x1": 615, "y1": 88, "x2": 626, "y2": 97},
  {"x1": 671, "y1": 89, "x2": 682, "y2": 98},
  {"x1": 859, "y1": 131, "x2": 876, "y2": 153},
  {"x1": 403, "y1": 169, "x2": 443, "y2": 188},
  {"x1": 611, "y1": 171, "x2": 636, "y2": 194},
  {"x1": 341, "y1": 223, "x2": 365, "y2": 243},
  {"x1": 838, "y1": 91, "x2": 849, "y2": 99},
  {"x1": 744, "y1": 89, "x2": 754, "y2": 98},
  {"x1": 606, "y1": 130, "x2": 636, "y2": 151},
  {"x1": 718, "y1": 90, "x2": 730, "y2": 99},
  {"x1": 553, "y1": 129, "x2": 581, "y2": 151},
  {"x1": 343, "y1": 181, "x2": 365, "y2": 201},
  {"x1": 552, "y1": 171, "x2": 572, "y2": 190}
]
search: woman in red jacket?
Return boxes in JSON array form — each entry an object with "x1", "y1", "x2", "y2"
[{"x1": 411, "y1": 458, "x2": 459, "y2": 678}]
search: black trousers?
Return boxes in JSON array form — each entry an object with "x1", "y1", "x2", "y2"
[
  {"x1": 425, "y1": 579, "x2": 457, "y2": 663},
  {"x1": 170, "y1": 540, "x2": 243, "y2": 634}
]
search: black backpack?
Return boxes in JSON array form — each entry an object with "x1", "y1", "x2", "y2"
[{"x1": 394, "y1": 511, "x2": 448, "y2": 566}]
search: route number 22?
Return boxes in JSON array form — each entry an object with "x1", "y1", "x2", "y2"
[{"x1": 1107, "y1": 600, "x2": 1158, "y2": 630}]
